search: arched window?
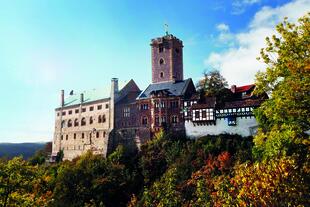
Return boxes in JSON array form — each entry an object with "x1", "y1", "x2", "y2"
[
  {"x1": 67, "y1": 119, "x2": 72, "y2": 127},
  {"x1": 102, "y1": 115, "x2": 106, "y2": 123},
  {"x1": 74, "y1": 119, "x2": 79, "y2": 127},
  {"x1": 160, "y1": 72, "x2": 164, "y2": 78},
  {"x1": 89, "y1": 116, "x2": 93, "y2": 124},
  {"x1": 98, "y1": 115, "x2": 102, "y2": 123},
  {"x1": 159, "y1": 58, "x2": 164, "y2": 65},
  {"x1": 142, "y1": 116, "x2": 148, "y2": 125},
  {"x1": 61, "y1": 120, "x2": 66, "y2": 128},
  {"x1": 81, "y1": 117, "x2": 86, "y2": 126}
]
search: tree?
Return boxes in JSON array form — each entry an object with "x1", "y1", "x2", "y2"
[
  {"x1": 197, "y1": 70, "x2": 232, "y2": 105},
  {"x1": 253, "y1": 13, "x2": 310, "y2": 159}
]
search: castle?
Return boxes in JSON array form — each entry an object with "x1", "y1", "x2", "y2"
[{"x1": 52, "y1": 34, "x2": 266, "y2": 160}]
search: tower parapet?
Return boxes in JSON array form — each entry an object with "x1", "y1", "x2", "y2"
[{"x1": 151, "y1": 34, "x2": 184, "y2": 83}]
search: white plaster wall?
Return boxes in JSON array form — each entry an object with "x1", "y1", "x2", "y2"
[{"x1": 185, "y1": 117, "x2": 258, "y2": 138}]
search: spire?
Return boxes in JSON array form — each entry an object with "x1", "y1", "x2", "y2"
[{"x1": 164, "y1": 23, "x2": 169, "y2": 36}]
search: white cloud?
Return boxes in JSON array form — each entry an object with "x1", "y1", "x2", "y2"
[
  {"x1": 206, "y1": 0, "x2": 310, "y2": 86},
  {"x1": 216, "y1": 23, "x2": 230, "y2": 32},
  {"x1": 232, "y1": 0, "x2": 261, "y2": 15}
]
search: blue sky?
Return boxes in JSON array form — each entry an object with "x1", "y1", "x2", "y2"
[{"x1": 0, "y1": 0, "x2": 309, "y2": 143}]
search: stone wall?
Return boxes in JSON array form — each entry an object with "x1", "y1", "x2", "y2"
[{"x1": 52, "y1": 99, "x2": 111, "y2": 160}]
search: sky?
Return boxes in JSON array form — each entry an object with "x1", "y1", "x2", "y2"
[{"x1": 0, "y1": 0, "x2": 309, "y2": 143}]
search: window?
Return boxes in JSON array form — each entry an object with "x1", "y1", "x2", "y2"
[
  {"x1": 81, "y1": 118, "x2": 86, "y2": 126},
  {"x1": 74, "y1": 133, "x2": 76, "y2": 139},
  {"x1": 142, "y1": 117, "x2": 148, "y2": 125},
  {"x1": 97, "y1": 105, "x2": 102, "y2": 110},
  {"x1": 74, "y1": 119, "x2": 79, "y2": 127},
  {"x1": 170, "y1": 101, "x2": 179, "y2": 108},
  {"x1": 141, "y1": 104, "x2": 148, "y2": 110},
  {"x1": 159, "y1": 44, "x2": 163, "y2": 53},
  {"x1": 89, "y1": 117, "x2": 93, "y2": 124},
  {"x1": 161, "y1": 116, "x2": 166, "y2": 124},
  {"x1": 98, "y1": 115, "x2": 102, "y2": 123},
  {"x1": 62, "y1": 111, "x2": 66, "y2": 116},
  {"x1": 66, "y1": 134, "x2": 68, "y2": 140},
  {"x1": 67, "y1": 119, "x2": 72, "y2": 127},
  {"x1": 102, "y1": 115, "x2": 106, "y2": 123},
  {"x1": 103, "y1": 131, "x2": 106, "y2": 137},
  {"x1": 175, "y1": 48, "x2": 180, "y2": 53},
  {"x1": 160, "y1": 72, "x2": 164, "y2": 78},
  {"x1": 90, "y1": 106, "x2": 94, "y2": 111},
  {"x1": 123, "y1": 107, "x2": 130, "y2": 117},
  {"x1": 155, "y1": 116, "x2": 159, "y2": 125},
  {"x1": 105, "y1": 104, "x2": 109, "y2": 109},
  {"x1": 195, "y1": 111, "x2": 200, "y2": 119},
  {"x1": 172, "y1": 116, "x2": 178, "y2": 123},
  {"x1": 61, "y1": 120, "x2": 66, "y2": 128},
  {"x1": 159, "y1": 58, "x2": 164, "y2": 65},
  {"x1": 96, "y1": 132, "x2": 99, "y2": 138},
  {"x1": 202, "y1": 111, "x2": 207, "y2": 118},
  {"x1": 160, "y1": 102, "x2": 165, "y2": 108},
  {"x1": 155, "y1": 102, "x2": 159, "y2": 108},
  {"x1": 82, "y1": 133, "x2": 84, "y2": 139},
  {"x1": 75, "y1": 109, "x2": 79, "y2": 114},
  {"x1": 61, "y1": 135, "x2": 63, "y2": 140},
  {"x1": 57, "y1": 112, "x2": 59, "y2": 116},
  {"x1": 82, "y1": 108, "x2": 86, "y2": 113},
  {"x1": 228, "y1": 116, "x2": 237, "y2": 126},
  {"x1": 68, "y1": 110, "x2": 72, "y2": 115}
]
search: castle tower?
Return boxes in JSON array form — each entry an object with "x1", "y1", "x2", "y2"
[{"x1": 151, "y1": 34, "x2": 183, "y2": 83}]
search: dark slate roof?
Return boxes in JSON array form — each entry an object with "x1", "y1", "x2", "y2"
[{"x1": 137, "y1": 79, "x2": 192, "y2": 100}]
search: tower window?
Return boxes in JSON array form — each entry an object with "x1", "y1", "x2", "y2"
[
  {"x1": 160, "y1": 72, "x2": 164, "y2": 78},
  {"x1": 159, "y1": 58, "x2": 164, "y2": 65},
  {"x1": 175, "y1": 48, "x2": 180, "y2": 53},
  {"x1": 159, "y1": 44, "x2": 163, "y2": 53}
]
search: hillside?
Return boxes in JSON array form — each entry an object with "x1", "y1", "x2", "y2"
[{"x1": 0, "y1": 143, "x2": 46, "y2": 159}]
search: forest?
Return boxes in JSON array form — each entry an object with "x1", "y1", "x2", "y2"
[{"x1": 0, "y1": 13, "x2": 309, "y2": 207}]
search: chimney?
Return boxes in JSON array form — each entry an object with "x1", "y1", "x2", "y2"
[
  {"x1": 231, "y1": 85, "x2": 237, "y2": 93},
  {"x1": 80, "y1": 93, "x2": 84, "y2": 103},
  {"x1": 111, "y1": 78, "x2": 119, "y2": 99},
  {"x1": 60, "y1": 90, "x2": 64, "y2": 107}
]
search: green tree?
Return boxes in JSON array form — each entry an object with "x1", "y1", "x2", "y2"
[
  {"x1": 253, "y1": 13, "x2": 310, "y2": 159},
  {"x1": 197, "y1": 70, "x2": 232, "y2": 105}
]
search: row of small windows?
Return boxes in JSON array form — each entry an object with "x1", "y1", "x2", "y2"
[
  {"x1": 219, "y1": 107, "x2": 253, "y2": 113},
  {"x1": 61, "y1": 115, "x2": 106, "y2": 128},
  {"x1": 58, "y1": 104, "x2": 109, "y2": 116},
  {"x1": 142, "y1": 115, "x2": 179, "y2": 126},
  {"x1": 140, "y1": 101, "x2": 180, "y2": 110},
  {"x1": 61, "y1": 131, "x2": 107, "y2": 141}
]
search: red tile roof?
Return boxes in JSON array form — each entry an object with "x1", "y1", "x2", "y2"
[{"x1": 235, "y1": 84, "x2": 255, "y2": 93}]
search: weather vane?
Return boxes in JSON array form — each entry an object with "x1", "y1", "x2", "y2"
[{"x1": 164, "y1": 23, "x2": 169, "y2": 35}]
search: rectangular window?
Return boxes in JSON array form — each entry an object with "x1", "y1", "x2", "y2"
[
  {"x1": 170, "y1": 101, "x2": 179, "y2": 108},
  {"x1": 75, "y1": 109, "x2": 79, "y2": 113},
  {"x1": 68, "y1": 110, "x2": 72, "y2": 115},
  {"x1": 195, "y1": 111, "x2": 200, "y2": 119},
  {"x1": 202, "y1": 111, "x2": 207, "y2": 118},
  {"x1": 62, "y1": 111, "x2": 66, "y2": 116},
  {"x1": 159, "y1": 44, "x2": 163, "y2": 53},
  {"x1": 155, "y1": 116, "x2": 159, "y2": 125},
  {"x1": 105, "y1": 104, "x2": 109, "y2": 109},
  {"x1": 123, "y1": 107, "x2": 130, "y2": 117},
  {"x1": 172, "y1": 116, "x2": 178, "y2": 123},
  {"x1": 57, "y1": 112, "x2": 59, "y2": 116},
  {"x1": 82, "y1": 108, "x2": 86, "y2": 113},
  {"x1": 97, "y1": 105, "x2": 102, "y2": 110},
  {"x1": 90, "y1": 106, "x2": 94, "y2": 111},
  {"x1": 155, "y1": 102, "x2": 159, "y2": 108}
]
